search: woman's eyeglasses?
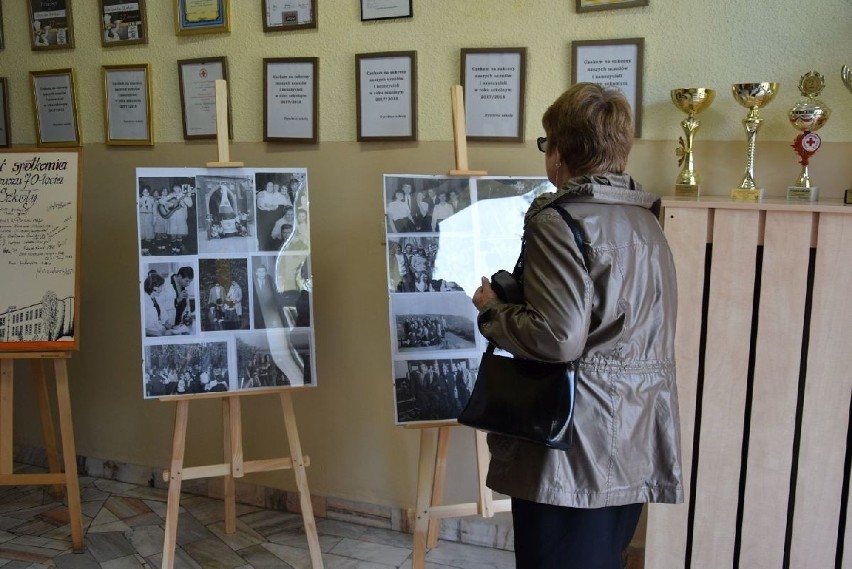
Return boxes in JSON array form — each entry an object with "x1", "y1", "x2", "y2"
[{"x1": 537, "y1": 137, "x2": 547, "y2": 153}]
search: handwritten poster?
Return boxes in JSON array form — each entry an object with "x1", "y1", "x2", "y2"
[{"x1": 0, "y1": 149, "x2": 80, "y2": 351}]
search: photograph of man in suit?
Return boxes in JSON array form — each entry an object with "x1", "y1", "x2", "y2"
[{"x1": 252, "y1": 264, "x2": 285, "y2": 329}]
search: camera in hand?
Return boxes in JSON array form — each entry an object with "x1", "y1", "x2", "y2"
[{"x1": 490, "y1": 270, "x2": 523, "y2": 304}]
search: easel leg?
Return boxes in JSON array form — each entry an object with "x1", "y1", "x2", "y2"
[
  {"x1": 412, "y1": 428, "x2": 436, "y2": 569},
  {"x1": 279, "y1": 392, "x2": 323, "y2": 569},
  {"x1": 54, "y1": 359, "x2": 84, "y2": 551},
  {"x1": 162, "y1": 400, "x2": 189, "y2": 569},
  {"x1": 32, "y1": 360, "x2": 63, "y2": 497},
  {"x1": 427, "y1": 426, "x2": 451, "y2": 548},
  {"x1": 222, "y1": 397, "x2": 241, "y2": 534},
  {"x1": 0, "y1": 360, "x2": 13, "y2": 476}
]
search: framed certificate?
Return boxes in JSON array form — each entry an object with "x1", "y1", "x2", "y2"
[
  {"x1": 572, "y1": 38, "x2": 644, "y2": 137},
  {"x1": 175, "y1": 0, "x2": 230, "y2": 35},
  {"x1": 100, "y1": 0, "x2": 147, "y2": 46},
  {"x1": 28, "y1": 0, "x2": 74, "y2": 50},
  {"x1": 178, "y1": 57, "x2": 231, "y2": 140},
  {"x1": 360, "y1": 0, "x2": 412, "y2": 21},
  {"x1": 0, "y1": 78, "x2": 9, "y2": 147},
  {"x1": 30, "y1": 68, "x2": 81, "y2": 147},
  {"x1": 576, "y1": 0, "x2": 648, "y2": 12},
  {"x1": 264, "y1": 58, "x2": 318, "y2": 143},
  {"x1": 262, "y1": 0, "x2": 316, "y2": 32},
  {"x1": 461, "y1": 47, "x2": 526, "y2": 142},
  {"x1": 103, "y1": 64, "x2": 153, "y2": 146},
  {"x1": 356, "y1": 51, "x2": 417, "y2": 142}
]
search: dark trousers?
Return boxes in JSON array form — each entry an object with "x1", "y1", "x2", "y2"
[{"x1": 511, "y1": 498, "x2": 642, "y2": 569}]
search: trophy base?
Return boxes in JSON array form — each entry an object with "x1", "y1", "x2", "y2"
[
  {"x1": 731, "y1": 187, "x2": 763, "y2": 202},
  {"x1": 675, "y1": 183, "x2": 700, "y2": 198},
  {"x1": 787, "y1": 186, "x2": 818, "y2": 202},
  {"x1": 845, "y1": 189, "x2": 852, "y2": 205}
]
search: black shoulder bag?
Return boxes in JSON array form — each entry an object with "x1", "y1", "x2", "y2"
[{"x1": 457, "y1": 205, "x2": 587, "y2": 451}]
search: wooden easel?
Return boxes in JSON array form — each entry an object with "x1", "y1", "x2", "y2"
[
  {"x1": 448, "y1": 85, "x2": 487, "y2": 177},
  {"x1": 408, "y1": 423, "x2": 510, "y2": 569},
  {"x1": 159, "y1": 79, "x2": 323, "y2": 569},
  {"x1": 0, "y1": 352, "x2": 84, "y2": 552}
]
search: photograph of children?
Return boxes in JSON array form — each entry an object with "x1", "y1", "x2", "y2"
[
  {"x1": 235, "y1": 329, "x2": 313, "y2": 390},
  {"x1": 198, "y1": 258, "x2": 249, "y2": 332},
  {"x1": 391, "y1": 292, "x2": 477, "y2": 354},
  {"x1": 255, "y1": 172, "x2": 308, "y2": 252},
  {"x1": 387, "y1": 236, "x2": 464, "y2": 294},
  {"x1": 195, "y1": 175, "x2": 256, "y2": 254},
  {"x1": 250, "y1": 254, "x2": 312, "y2": 329},
  {"x1": 143, "y1": 340, "x2": 230, "y2": 398},
  {"x1": 393, "y1": 357, "x2": 478, "y2": 423},
  {"x1": 141, "y1": 261, "x2": 198, "y2": 337},
  {"x1": 137, "y1": 176, "x2": 198, "y2": 256},
  {"x1": 384, "y1": 176, "x2": 472, "y2": 234}
]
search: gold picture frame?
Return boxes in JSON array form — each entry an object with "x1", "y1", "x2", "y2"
[
  {"x1": 576, "y1": 0, "x2": 648, "y2": 12},
  {"x1": 103, "y1": 64, "x2": 153, "y2": 146},
  {"x1": 28, "y1": 0, "x2": 75, "y2": 50},
  {"x1": 175, "y1": 0, "x2": 230, "y2": 35},
  {"x1": 30, "y1": 68, "x2": 81, "y2": 147},
  {"x1": 100, "y1": 0, "x2": 147, "y2": 47}
]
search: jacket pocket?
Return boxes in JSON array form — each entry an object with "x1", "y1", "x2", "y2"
[{"x1": 487, "y1": 433, "x2": 519, "y2": 461}]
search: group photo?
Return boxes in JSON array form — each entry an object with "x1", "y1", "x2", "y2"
[
  {"x1": 143, "y1": 340, "x2": 230, "y2": 398},
  {"x1": 393, "y1": 357, "x2": 478, "y2": 423},
  {"x1": 391, "y1": 292, "x2": 477, "y2": 354},
  {"x1": 255, "y1": 172, "x2": 309, "y2": 252},
  {"x1": 197, "y1": 258, "x2": 250, "y2": 332},
  {"x1": 384, "y1": 176, "x2": 472, "y2": 234},
  {"x1": 235, "y1": 329, "x2": 313, "y2": 389},
  {"x1": 387, "y1": 236, "x2": 464, "y2": 294},
  {"x1": 137, "y1": 176, "x2": 199, "y2": 256}
]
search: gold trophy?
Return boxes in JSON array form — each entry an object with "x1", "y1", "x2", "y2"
[
  {"x1": 787, "y1": 72, "x2": 831, "y2": 202},
  {"x1": 731, "y1": 82, "x2": 780, "y2": 201},
  {"x1": 843, "y1": 65, "x2": 852, "y2": 205},
  {"x1": 672, "y1": 88, "x2": 715, "y2": 198}
]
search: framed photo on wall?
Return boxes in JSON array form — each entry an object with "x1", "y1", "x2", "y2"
[
  {"x1": 30, "y1": 68, "x2": 81, "y2": 146},
  {"x1": 263, "y1": 57, "x2": 318, "y2": 143},
  {"x1": 178, "y1": 56, "x2": 231, "y2": 140},
  {"x1": 29, "y1": 0, "x2": 75, "y2": 50},
  {"x1": 572, "y1": 38, "x2": 644, "y2": 137},
  {"x1": 175, "y1": 0, "x2": 230, "y2": 35},
  {"x1": 356, "y1": 51, "x2": 417, "y2": 142},
  {"x1": 576, "y1": 0, "x2": 648, "y2": 12},
  {"x1": 0, "y1": 78, "x2": 9, "y2": 147},
  {"x1": 263, "y1": 0, "x2": 317, "y2": 32},
  {"x1": 360, "y1": 0, "x2": 412, "y2": 21},
  {"x1": 100, "y1": 0, "x2": 147, "y2": 46},
  {"x1": 103, "y1": 64, "x2": 153, "y2": 146},
  {"x1": 460, "y1": 47, "x2": 526, "y2": 142}
]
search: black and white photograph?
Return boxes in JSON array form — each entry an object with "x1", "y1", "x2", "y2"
[
  {"x1": 250, "y1": 254, "x2": 311, "y2": 330},
  {"x1": 235, "y1": 329, "x2": 313, "y2": 389},
  {"x1": 195, "y1": 174, "x2": 255, "y2": 254},
  {"x1": 255, "y1": 171, "x2": 309, "y2": 252},
  {"x1": 137, "y1": 176, "x2": 198, "y2": 256},
  {"x1": 393, "y1": 357, "x2": 478, "y2": 423},
  {"x1": 141, "y1": 261, "x2": 198, "y2": 337},
  {"x1": 387, "y1": 236, "x2": 464, "y2": 294},
  {"x1": 384, "y1": 176, "x2": 472, "y2": 234},
  {"x1": 143, "y1": 340, "x2": 230, "y2": 398},
  {"x1": 198, "y1": 258, "x2": 249, "y2": 332},
  {"x1": 391, "y1": 293, "x2": 477, "y2": 354}
]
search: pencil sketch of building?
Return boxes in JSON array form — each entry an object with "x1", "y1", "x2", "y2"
[{"x1": 0, "y1": 292, "x2": 75, "y2": 343}]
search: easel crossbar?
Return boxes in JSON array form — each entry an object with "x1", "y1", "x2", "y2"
[{"x1": 163, "y1": 456, "x2": 311, "y2": 481}]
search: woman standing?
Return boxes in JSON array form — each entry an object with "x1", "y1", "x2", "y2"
[
  {"x1": 472, "y1": 83, "x2": 682, "y2": 568},
  {"x1": 138, "y1": 186, "x2": 156, "y2": 246}
]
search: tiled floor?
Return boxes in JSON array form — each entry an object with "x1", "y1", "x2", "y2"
[{"x1": 0, "y1": 465, "x2": 515, "y2": 569}]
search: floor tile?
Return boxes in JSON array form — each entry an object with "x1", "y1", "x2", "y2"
[{"x1": 328, "y1": 537, "x2": 411, "y2": 566}]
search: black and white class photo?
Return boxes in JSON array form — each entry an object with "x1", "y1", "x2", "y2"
[
  {"x1": 391, "y1": 292, "x2": 477, "y2": 354},
  {"x1": 143, "y1": 340, "x2": 230, "y2": 398},
  {"x1": 195, "y1": 174, "x2": 256, "y2": 255},
  {"x1": 198, "y1": 258, "x2": 250, "y2": 332},
  {"x1": 254, "y1": 172, "x2": 309, "y2": 253},
  {"x1": 141, "y1": 261, "x2": 199, "y2": 337},
  {"x1": 137, "y1": 176, "x2": 198, "y2": 256},
  {"x1": 384, "y1": 176, "x2": 472, "y2": 234},
  {"x1": 393, "y1": 357, "x2": 478, "y2": 423},
  {"x1": 387, "y1": 236, "x2": 464, "y2": 294},
  {"x1": 235, "y1": 329, "x2": 313, "y2": 389}
]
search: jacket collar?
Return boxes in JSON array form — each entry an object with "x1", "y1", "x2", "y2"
[{"x1": 526, "y1": 173, "x2": 661, "y2": 223}]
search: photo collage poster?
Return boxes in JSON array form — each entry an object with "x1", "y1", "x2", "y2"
[
  {"x1": 384, "y1": 174, "x2": 555, "y2": 424},
  {"x1": 136, "y1": 167, "x2": 314, "y2": 399}
]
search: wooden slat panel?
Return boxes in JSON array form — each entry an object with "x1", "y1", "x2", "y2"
[
  {"x1": 791, "y1": 213, "x2": 852, "y2": 569},
  {"x1": 740, "y1": 211, "x2": 813, "y2": 568},
  {"x1": 691, "y1": 209, "x2": 761, "y2": 569},
  {"x1": 646, "y1": 207, "x2": 710, "y2": 569}
]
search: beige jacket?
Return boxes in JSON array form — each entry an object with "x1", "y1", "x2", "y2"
[{"x1": 478, "y1": 173, "x2": 683, "y2": 508}]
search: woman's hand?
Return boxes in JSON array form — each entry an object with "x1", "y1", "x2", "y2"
[{"x1": 473, "y1": 276, "x2": 497, "y2": 311}]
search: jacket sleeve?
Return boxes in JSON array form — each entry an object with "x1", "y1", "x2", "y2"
[{"x1": 477, "y1": 209, "x2": 592, "y2": 363}]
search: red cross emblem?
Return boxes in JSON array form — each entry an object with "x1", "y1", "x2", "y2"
[{"x1": 199, "y1": 68, "x2": 208, "y2": 79}]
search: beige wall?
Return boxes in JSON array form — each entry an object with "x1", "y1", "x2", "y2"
[{"x1": 5, "y1": 0, "x2": 852, "y2": 512}]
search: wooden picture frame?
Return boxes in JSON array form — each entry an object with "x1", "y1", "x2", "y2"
[
  {"x1": 572, "y1": 38, "x2": 644, "y2": 137},
  {"x1": 460, "y1": 47, "x2": 526, "y2": 142},
  {"x1": 263, "y1": 57, "x2": 319, "y2": 143},
  {"x1": 100, "y1": 0, "x2": 147, "y2": 46},
  {"x1": 262, "y1": 0, "x2": 317, "y2": 32},
  {"x1": 178, "y1": 57, "x2": 231, "y2": 140},
  {"x1": 360, "y1": 0, "x2": 412, "y2": 21},
  {"x1": 356, "y1": 51, "x2": 417, "y2": 142},
  {"x1": 103, "y1": 64, "x2": 153, "y2": 146},
  {"x1": 175, "y1": 0, "x2": 230, "y2": 35},
  {"x1": 28, "y1": 0, "x2": 74, "y2": 50},
  {"x1": 0, "y1": 78, "x2": 9, "y2": 147},
  {"x1": 0, "y1": 1, "x2": 5, "y2": 50},
  {"x1": 576, "y1": 0, "x2": 648, "y2": 12},
  {"x1": 30, "y1": 68, "x2": 81, "y2": 147}
]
